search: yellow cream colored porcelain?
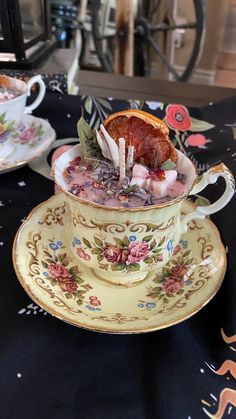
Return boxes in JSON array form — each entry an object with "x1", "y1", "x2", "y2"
[
  {"x1": 13, "y1": 193, "x2": 227, "y2": 334},
  {"x1": 53, "y1": 144, "x2": 234, "y2": 285}
]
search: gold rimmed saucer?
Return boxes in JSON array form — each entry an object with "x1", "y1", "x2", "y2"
[{"x1": 13, "y1": 194, "x2": 226, "y2": 334}]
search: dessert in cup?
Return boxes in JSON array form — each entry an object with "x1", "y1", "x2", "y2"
[{"x1": 53, "y1": 109, "x2": 235, "y2": 286}]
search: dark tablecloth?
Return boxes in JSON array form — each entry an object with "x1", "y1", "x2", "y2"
[{"x1": 0, "y1": 93, "x2": 236, "y2": 419}]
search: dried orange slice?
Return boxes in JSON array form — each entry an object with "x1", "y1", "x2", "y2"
[{"x1": 104, "y1": 109, "x2": 177, "y2": 167}]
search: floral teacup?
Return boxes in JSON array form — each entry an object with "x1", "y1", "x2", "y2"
[
  {"x1": 0, "y1": 74, "x2": 45, "y2": 133},
  {"x1": 53, "y1": 144, "x2": 235, "y2": 286}
]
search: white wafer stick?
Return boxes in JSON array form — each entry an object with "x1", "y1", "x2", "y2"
[
  {"x1": 127, "y1": 145, "x2": 134, "y2": 170},
  {"x1": 119, "y1": 137, "x2": 126, "y2": 182}
]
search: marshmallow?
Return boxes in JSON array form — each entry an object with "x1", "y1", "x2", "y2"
[
  {"x1": 131, "y1": 163, "x2": 178, "y2": 199},
  {"x1": 130, "y1": 176, "x2": 147, "y2": 189},
  {"x1": 150, "y1": 170, "x2": 177, "y2": 197},
  {"x1": 132, "y1": 164, "x2": 149, "y2": 178}
]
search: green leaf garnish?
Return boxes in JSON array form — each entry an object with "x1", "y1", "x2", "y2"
[
  {"x1": 77, "y1": 116, "x2": 102, "y2": 159},
  {"x1": 160, "y1": 159, "x2": 176, "y2": 170}
]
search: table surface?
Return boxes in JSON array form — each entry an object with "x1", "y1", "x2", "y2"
[
  {"x1": 78, "y1": 70, "x2": 236, "y2": 107},
  {"x1": 0, "y1": 87, "x2": 236, "y2": 419}
]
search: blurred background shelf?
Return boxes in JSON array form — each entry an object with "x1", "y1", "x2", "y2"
[
  {"x1": 78, "y1": 69, "x2": 236, "y2": 107},
  {"x1": 1, "y1": 0, "x2": 236, "y2": 92}
]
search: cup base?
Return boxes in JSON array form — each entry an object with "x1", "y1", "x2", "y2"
[{"x1": 90, "y1": 268, "x2": 150, "y2": 288}]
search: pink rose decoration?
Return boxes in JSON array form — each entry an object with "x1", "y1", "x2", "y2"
[
  {"x1": 185, "y1": 134, "x2": 210, "y2": 148},
  {"x1": 76, "y1": 248, "x2": 85, "y2": 258},
  {"x1": 103, "y1": 246, "x2": 127, "y2": 263},
  {"x1": 127, "y1": 241, "x2": 150, "y2": 263},
  {"x1": 60, "y1": 281, "x2": 78, "y2": 293},
  {"x1": 19, "y1": 126, "x2": 36, "y2": 142},
  {"x1": 76, "y1": 247, "x2": 91, "y2": 260},
  {"x1": 48, "y1": 263, "x2": 72, "y2": 280},
  {"x1": 89, "y1": 296, "x2": 101, "y2": 306},
  {"x1": 170, "y1": 264, "x2": 187, "y2": 279},
  {"x1": 163, "y1": 277, "x2": 183, "y2": 294}
]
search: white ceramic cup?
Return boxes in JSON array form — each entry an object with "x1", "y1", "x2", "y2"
[{"x1": 0, "y1": 74, "x2": 46, "y2": 125}]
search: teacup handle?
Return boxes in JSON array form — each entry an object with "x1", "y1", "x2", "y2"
[
  {"x1": 24, "y1": 75, "x2": 46, "y2": 114},
  {"x1": 181, "y1": 163, "x2": 235, "y2": 232}
]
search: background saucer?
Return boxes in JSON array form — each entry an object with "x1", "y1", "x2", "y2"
[
  {"x1": 0, "y1": 114, "x2": 56, "y2": 174},
  {"x1": 13, "y1": 194, "x2": 227, "y2": 334}
]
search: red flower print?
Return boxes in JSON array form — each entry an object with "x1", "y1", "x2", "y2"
[
  {"x1": 59, "y1": 281, "x2": 78, "y2": 293},
  {"x1": 173, "y1": 245, "x2": 181, "y2": 255},
  {"x1": 48, "y1": 263, "x2": 72, "y2": 280},
  {"x1": 165, "y1": 104, "x2": 191, "y2": 131},
  {"x1": 162, "y1": 277, "x2": 184, "y2": 294},
  {"x1": 185, "y1": 133, "x2": 210, "y2": 148},
  {"x1": 127, "y1": 241, "x2": 150, "y2": 264},
  {"x1": 89, "y1": 296, "x2": 101, "y2": 306},
  {"x1": 170, "y1": 264, "x2": 187, "y2": 279},
  {"x1": 76, "y1": 247, "x2": 91, "y2": 260}
]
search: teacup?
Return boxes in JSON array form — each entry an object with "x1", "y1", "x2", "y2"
[
  {"x1": 0, "y1": 74, "x2": 46, "y2": 127},
  {"x1": 53, "y1": 144, "x2": 235, "y2": 286}
]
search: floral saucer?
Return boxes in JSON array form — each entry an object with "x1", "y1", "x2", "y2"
[
  {"x1": 13, "y1": 194, "x2": 226, "y2": 334},
  {"x1": 0, "y1": 114, "x2": 56, "y2": 174}
]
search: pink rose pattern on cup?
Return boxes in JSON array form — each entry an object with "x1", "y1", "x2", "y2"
[
  {"x1": 72, "y1": 234, "x2": 165, "y2": 273},
  {"x1": 127, "y1": 241, "x2": 150, "y2": 264},
  {"x1": 39, "y1": 237, "x2": 201, "y2": 313}
]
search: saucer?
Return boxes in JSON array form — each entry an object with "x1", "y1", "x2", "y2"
[
  {"x1": 0, "y1": 114, "x2": 56, "y2": 174},
  {"x1": 13, "y1": 194, "x2": 226, "y2": 334}
]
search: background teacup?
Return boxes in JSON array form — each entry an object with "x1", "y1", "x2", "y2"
[
  {"x1": 0, "y1": 74, "x2": 46, "y2": 129},
  {"x1": 53, "y1": 144, "x2": 235, "y2": 286}
]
